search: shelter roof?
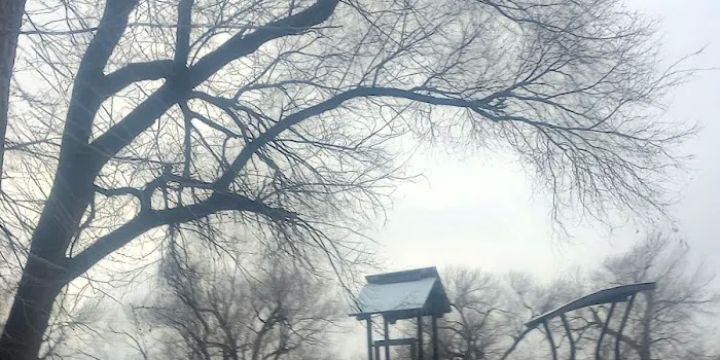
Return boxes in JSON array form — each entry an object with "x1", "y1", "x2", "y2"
[{"x1": 350, "y1": 267, "x2": 451, "y2": 320}]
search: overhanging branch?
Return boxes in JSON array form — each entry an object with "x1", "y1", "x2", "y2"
[
  {"x1": 90, "y1": 0, "x2": 341, "y2": 165},
  {"x1": 67, "y1": 192, "x2": 296, "y2": 279},
  {"x1": 214, "y1": 86, "x2": 493, "y2": 189},
  {"x1": 102, "y1": 60, "x2": 174, "y2": 95}
]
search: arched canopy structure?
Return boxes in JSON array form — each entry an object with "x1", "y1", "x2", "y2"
[
  {"x1": 523, "y1": 282, "x2": 657, "y2": 360},
  {"x1": 525, "y1": 282, "x2": 656, "y2": 328}
]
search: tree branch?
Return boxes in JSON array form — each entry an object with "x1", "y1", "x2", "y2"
[
  {"x1": 102, "y1": 60, "x2": 174, "y2": 95},
  {"x1": 214, "y1": 86, "x2": 492, "y2": 188},
  {"x1": 90, "y1": 0, "x2": 340, "y2": 166},
  {"x1": 67, "y1": 193, "x2": 296, "y2": 279},
  {"x1": 54, "y1": 0, "x2": 139, "y2": 171},
  {"x1": 174, "y1": 0, "x2": 195, "y2": 68}
]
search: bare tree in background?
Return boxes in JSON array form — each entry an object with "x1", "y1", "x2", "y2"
[
  {"x1": 391, "y1": 269, "x2": 584, "y2": 360},
  {"x1": 0, "y1": 0, "x2": 697, "y2": 358},
  {"x1": 417, "y1": 235, "x2": 718, "y2": 360},
  {"x1": 429, "y1": 270, "x2": 584, "y2": 360},
  {"x1": 133, "y1": 240, "x2": 340, "y2": 360},
  {"x1": 583, "y1": 234, "x2": 720, "y2": 360},
  {"x1": 435, "y1": 268, "x2": 516, "y2": 359},
  {"x1": 509, "y1": 234, "x2": 719, "y2": 360}
]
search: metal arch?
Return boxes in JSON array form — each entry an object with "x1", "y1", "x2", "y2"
[
  {"x1": 525, "y1": 283, "x2": 655, "y2": 329},
  {"x1": 520, "y1": 283, "x2": 656, "y2": 360}
]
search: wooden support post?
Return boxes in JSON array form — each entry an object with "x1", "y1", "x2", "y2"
[
  {"x1": 431, "y1": 315, "x2": 439, "y2": 360},
  {"x1": 417, "y1": 315, "x2": 424, "y2": 360},
  {"x1": 367, "y1": 317, "x2": 374, "y2": 360},
  {"x1": 384, "y1": 316, "x2": 391, "y2": 360}
]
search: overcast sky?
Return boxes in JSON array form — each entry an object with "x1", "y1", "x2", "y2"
[
  {"x1": 367, "y1": 0, "x2": 720, "y2": 281},
  {"x1": 336, "y1": 1, "x2": 720, "y2": 355},
  {"x1": 4, "y1": 1, "x2": 717, "y2": 358}
]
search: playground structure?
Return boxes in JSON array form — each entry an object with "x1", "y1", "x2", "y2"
[
  {"x1": 524, "y1": 282, "x2": 656, "y2": 360},
  {"x1": 351, "y1": 267, "x2": 656, "y2": 360},
  {"x1": 350, "y1": 267, "x2": 451, "y2": 360}
]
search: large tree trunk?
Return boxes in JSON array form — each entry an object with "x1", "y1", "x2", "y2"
[
  {"x1": 0, "y1": 201, "x2": 93, "y2": 359},
  {"x1": 0, "y1": 158, "x2": 97, "y2": 359},
  {"x1": 0, "y1": 257, "x2": 64, "y2": 360},
  {"x1": 0, "y1": 0, "x2": 27, "y2": 189},
  {"x1": 1, "y1": 2, "x2": 140, "y2": 357}
]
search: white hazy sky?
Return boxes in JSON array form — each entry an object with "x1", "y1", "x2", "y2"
[
  {"x1": 367, "y1": 0, "x2": 720, "y2": 280},
  {"x1": 337, "y1": 1, "x2": 720, "y2": 355}
]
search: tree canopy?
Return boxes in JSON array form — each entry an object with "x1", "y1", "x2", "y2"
[{"x1": 0, "y1": 0, "x2": 695, "y2": 358}]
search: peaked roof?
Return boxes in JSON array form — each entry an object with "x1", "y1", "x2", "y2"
[{"x1": 350, "y1": 267, "x2": 452, "y2": 320}]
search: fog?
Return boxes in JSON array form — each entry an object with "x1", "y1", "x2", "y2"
[{"x1": 1, "y1": 0, "x2": 718, "y2": 359}]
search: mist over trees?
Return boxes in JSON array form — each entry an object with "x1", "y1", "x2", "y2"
[
  {"x1": 13, "y1": 232, "x2": 346, "y2": 360},
  {"x1": 8, "y1": 231, "x2": 714, "y2": 359},
  {"x1": 0, "y1": 0, "x2": 705, "y2": 359},
  {"x1": 392, "y1": 235, "x2": 719, "y2": 360},
  {"x1": 136, "y1": 239, "x2": 341, "y2": 360}
]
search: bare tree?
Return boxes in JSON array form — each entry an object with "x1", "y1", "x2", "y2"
[
  {"x1": 390, "y1": 268, "x2": 583, "y2": 360},
  {"x1": 581, "y1": 234, "x2": 720, "y2": 360},
  {"x1": 434, "y1": 268, "x2": 515, "y2": 360},
  {"x1": 421, "y1": 235, "x2": 719, "y2": 360},
  {"x1": 135, "y1": 239, "x2": 340, "y2": 360},
  {"x1": 0, "y1": 0, "x2": 696, "y2": 358},
  {"x1": 507, "y1": 234, "x2": 719, "y2": 360}
]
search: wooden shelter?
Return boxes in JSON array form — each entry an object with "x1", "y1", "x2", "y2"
[{"x1": 350, "y1": 267, "x2": 451, "y2": 360}]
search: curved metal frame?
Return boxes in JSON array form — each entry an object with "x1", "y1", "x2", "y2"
[{"x1": 522, "y1": 283, "x2": 655, "y2": 360}]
